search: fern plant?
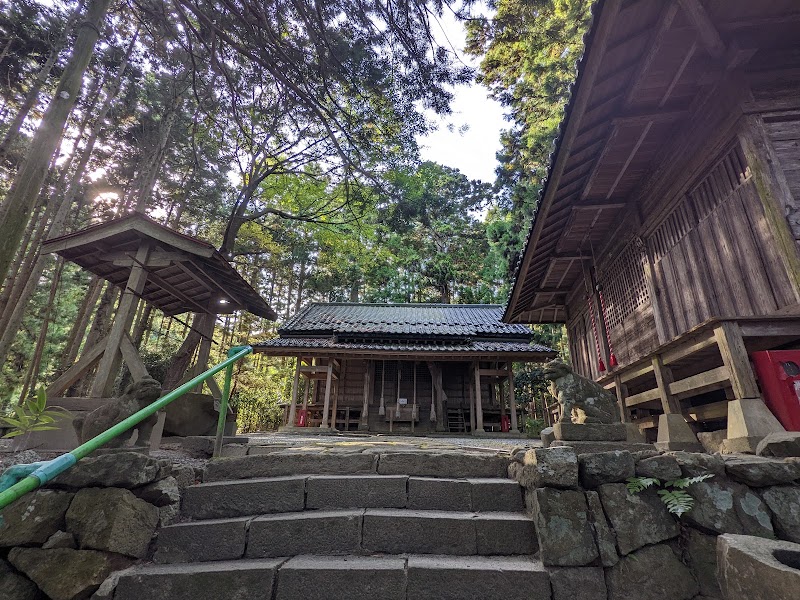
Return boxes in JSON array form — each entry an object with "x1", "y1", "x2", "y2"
[{"x1": 626, "y1": 474, "x2": 714, "y2": 517}]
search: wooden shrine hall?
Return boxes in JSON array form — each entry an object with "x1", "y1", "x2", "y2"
[
  {"x1": 38, "y1": 213, "x2": 276, "y2": 448},
  {"x1": 505, "y1": 0, "x2": 800, "y2": 452},
  {"x1": 255, "y1": 303, "x2": 555, "y2": 434}
]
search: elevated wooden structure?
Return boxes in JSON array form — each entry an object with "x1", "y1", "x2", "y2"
[
  {"x1": 505, "y1": 0, "x2": 800, "y2": 450},
  {"x1": 37, "y1": 214, "x2": 276, "y2": 450},
  {"x1": 256, "y1": 303, "x2": 556, "y2": 435}
]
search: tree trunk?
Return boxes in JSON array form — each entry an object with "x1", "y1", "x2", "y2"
[
  {"x1": 0, "y1": 0, "x2": 112, "y2": 283},
  {"x1": 18, "y1": 259, "x2": 64, "y2": 403},
  {"x1": 162, "y1": 313, "x2": 204, "y2": 391},
  {"x1": 59, "y1": 276, "x2": 103, "y2": 372},
  {"x1": 0, "y1": 6, "x2": 81, "y2": 160},
  {"x1": 0, "y1": 201, "x2": 44, "y2": 314}
]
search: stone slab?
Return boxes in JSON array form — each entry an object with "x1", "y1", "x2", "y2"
[
  {"x1": 723, "y1": 455, "x2": 800, "y2": 487},
  {"x1": 468, "y1": 478, "x2": 525, "y2": 512},
  {"x1": 605, "y1": 543, "x2": 699, "y2": 600},
  {"x1": 406, "y1": 555, "x2": 550, "y2": 600},
  {"x1": 554, "y1": 422, "x2": 626, "y2": 441},
  {"x1": 550, "y1": 441, "x2": 654, "y2": 454},
  {"x1": 408, "y1": 477, "x2": 471, "y2": 511},
  {"x1": 154, "y1": 517, "x2": 249, "y2": 563},
  {"x1": 183, "y1": 475, "x2": 307, "y2": 519},
  {"x1": 473, "y1": 513, "x2": 537, "y2": 555},
  {"x1": 529, "y1": 488, "x2": 598, "y2": 567},
  {"x1": 717, "y1": 533, "x2": 800, "y2": 600},
  {"x1": 203, "y1": 451, "x2": 377, "y2": 482},
  {"x1": 597, "y1": 483, "x2": 679, "y2": 556},
  {"x1": 549, "y1": 566, "x2": 607, "y2": 600},
  {"x1": 246, "y1": 510, "x2": 363, "y2": 558},
  {"x1": 362, "y1": 509, "x2": 477, "y2": 555},
  {"x1": 515, "y1": 446, "x2": 579, "y2": 489},
  {"x1": 377, "y1": 452, "x2": 508, "y2": 478},
  {"x1": 275, "y1": 556, "x2": 406, "y2": 600},
  {"x1": 306, "y1": 475, "x2": 408, "y2": 509},
  {"x1": 578, "y1": 451, "x2": 635, "y2": 488},
  {"x1": 115, "y1": 559, "x2": 283, "y2": 600}
]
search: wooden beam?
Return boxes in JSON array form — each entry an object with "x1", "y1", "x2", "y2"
[
  {"x1": 91, "y1": 241, "x2": 151, "y2": 398},
  {"x1": 46, "y1": 337, "x2": 108, "y2": 398},
  {"x1": 612, "y1": 108, "x2": 688, "y2": 127},
  {"x1": 119, "y1": 333, "x2": 149, "y2": 382},
  {"x1": 478, "y1": 368, "x2": 512, "y2": 377},
  {"x1": 606, "y1": 121, "x2": 653, "y2": 199},
  {"x1": 678, "y1": 0, "x2": 726, "y2": 59},
  {"x1": 652, "y1": 355, "x2": 680, "y2": 414},
  {"x1": 624, "y1": 2, "x2": 680, "y2": 106},
  {"x1": 687, "y1": 400, "x2": 728, "y2": 422},
  {"x1": 661, "y1": 332, "x2": 717, "y2": 365},
  {"x1": 614, "y1": 375, "x2": 629, "y2": 422},
  {"x1": 619, "y1": 361, "x2": 655, "y2": 384},
  {"x1": 136, "y1": 262, "x2": 212, "y2": 315},
  {"x1": 668, "y1": 366, "x2": 730, "y2": 399},
  {"x1": 714, "y1": 322, "x2": 760, "y2": 399},
  {"x1": 579, "y1": 123, "x2": 620, "y2": 201},
  {"x1": 625, "y1": 388, "x2": 662, "y2": 407}
]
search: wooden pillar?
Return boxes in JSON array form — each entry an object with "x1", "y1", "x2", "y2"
[
  {"x1": 360, "y1": 360, "x2": 371, "y2": 430},
  {"x1": 738, "y1": 114, "x2": 800, "y2": 302},
  {"x1": 614, "y1": 375, "x2": 630, "y2": 422},
  {"x1": 652, "y1": 355, "x2": 680, "y2": 414},
  {"x1": 331, "y1": 378, "x2": 339, "y2": 430},
  {"x1": 473, "y1": 361, "x2": 484, "y2": 434},
  {"x1": 508, "y1": 365, "x2": 519, "y2": 434},
  {"x1": 714, "y1": 322, "x2": 760, "y2": 400},
  {"x1": 411, "y1": 361, "x2": 417, "y2": 434},
  {"x1": 287, "y1": 356, "x2": 301, "y2": 426},
  {"x1": 193, "y1": 312, "x2": 217, "y2": 393},
  {"x1": 320, "y1": 361, "x2": 333, "y2": 428},
  {"x1": 302, "y1": 371, "x2": 311, "y2": 410},
  {"x1": 378, "y1": 360, "x2": 386, "y2": 416},
  {"x1": 91, "y1": 241, "x2": 151, "y2": 398},
  {"x1": 395, "y1": 360, "x2": 402, "y2": 418}
]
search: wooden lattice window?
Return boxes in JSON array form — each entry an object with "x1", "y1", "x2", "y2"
[
  {"x1": 649, "y1": 143, "x2": 749, "y2": 262},
  {"x1": 598, "y1": 242, "x2": 650, "y2": 330}
]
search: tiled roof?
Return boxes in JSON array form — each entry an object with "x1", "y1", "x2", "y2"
[
  {"x1": 279, "y1": 303, "x2": 535, "y2": 339},
  {"x1": 254, "y1": 337, "x2": 554, "y2": 355}
]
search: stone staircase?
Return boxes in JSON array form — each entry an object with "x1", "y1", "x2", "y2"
[{"x1": 113, "y1": 450, "x2": 551, "y2": 600}]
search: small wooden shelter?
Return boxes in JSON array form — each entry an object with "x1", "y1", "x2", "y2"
[
  {"x1": 38, "y1": 214, "x2": 276, "y2": 448},
  {"x1": 505, "y1": 0, "x2": 800, "y2": 451},
  {"x1": 256, "y1": 303, "x2": 555, "y2": 434}
]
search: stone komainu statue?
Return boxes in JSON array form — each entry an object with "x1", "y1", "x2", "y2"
[
  {"x1": 542, "y1": 359, "x2": 620, "y2": 424},
  {"x1": 73, "y1": 377, "x2": 162, "y2": 447}
]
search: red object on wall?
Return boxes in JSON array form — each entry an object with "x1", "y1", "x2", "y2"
[
  {"x1": 501, "y1": 415, "x2": 510, "y2": 433},
  {"x1": 297, "y1": 409, "x2": 308, "y2": 427},
  {"x1": 750, "y1": 350, "x2": 800, "y2": 431}
]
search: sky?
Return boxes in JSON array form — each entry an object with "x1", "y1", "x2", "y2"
[{"x1": 416, "y1": 10, "x2": 506, "y2": 184}]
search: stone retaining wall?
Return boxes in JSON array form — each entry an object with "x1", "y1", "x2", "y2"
[
  {"x1": 510, "y1": 445, "x2": 800, "y2": 600},
  {"x1": 0, "y1": 453, "x2": 197, "y2": 600}
]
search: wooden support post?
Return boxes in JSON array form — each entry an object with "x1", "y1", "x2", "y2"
[
  {"x1": 473, "y1": 361, "x2": 485, "y2": 434},
  {"x1": 360, "y1": 360, "x2": 371, "y2": 430},
  {"x1": 320, "y1": 362, "x2": 333, "y2": 428},
  {"x1": 395, "y1": 360, "x2": 402, "y2": 419},
  {"x1": 302, "y1": 370, "x2": 311, "y2": 410},
  {"x1": 119, "y1": 333, "x2": 149, "y2": 382},
  {"x1": 468, "y1": 370, "x2": 476, "y2": 432},
  {"x1": 714, "y1": 322, "x2": 760, "y2": 399},
  {"x1": 508, "y1": 366, "x2": 519, "y2": 434},
  {"x1": 46, "y1": 337, "x2": 108, "y2": 398},
  {"x1": 642, "y1": 248, "x2": 669, "y2": 344},
  {"x1": 614, "y1": 375, "x2": 630, "y2": 422},
  {"x1": 652, "y1": 355, "x2": 680, "y2": 414},
  {"x1": 378, "y1": 360, "x2": 386, "y2": 416},
  {"x1": 738, "y1": 115, "x2": 800, "y2": 302},
  {"x1": 411, "y1": 361, "x2": 417, "y2": 434},
  {"x1": 91, "y1": 242, "x2": 151, "y2": 398},
  {"x1": 331, "y1": 378, "x2": 339, "y2": 430},
  {"x1": 288, "y1": 356, "x2": 301, "y2": 426}
]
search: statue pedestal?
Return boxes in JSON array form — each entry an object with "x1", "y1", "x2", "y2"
[
  {"x1": 554, "y1": 422, "x2": 627, "y2": 442},
  {"x1": 552, "y1": 421, "x2": 655, "y2": 454}
]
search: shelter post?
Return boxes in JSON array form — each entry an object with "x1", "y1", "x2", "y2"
[
  {"x1": 473, "y1": 361, "x2": 484, "y2": 434},
  {"x1": 320, "y1": 361, "x2": 333, "y2": 428},
  {"x1": 288, "y1": 356, "x2": 301, "y2": 426},
  {"x1": 360, "y1": 360, "x2": 371, "y2": 431},
  {"x1": 508, "y1": 365, "x2": 519, "y2": 434}
]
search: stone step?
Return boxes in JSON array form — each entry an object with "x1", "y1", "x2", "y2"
[
  {"x1": 155, "y1": 509, "x2": 537, "y2": 563},
  {"x1": 182, "y1": 474, "x2": 524, "y2": 519},
  {"x1": 116, "y1": 555, "x2": 551, "y2": 600},
  {"x1": 202, "y1": 450, "x2": 510, "y2": 482}
]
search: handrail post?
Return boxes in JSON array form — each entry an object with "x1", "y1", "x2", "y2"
[{"x1": 213, "y1": 346, "x2": 244, "y2": 458}]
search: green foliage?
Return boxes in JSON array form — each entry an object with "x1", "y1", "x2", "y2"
[
  {"x1": 626, "y1": 474, "x2": 714, "y2": 517},
  {"x1": 1, "y1": 387, "x2": 67, "y2": 439},
  {"x1": 524, "y1": 417, "x2": 545, "y2": 438}
]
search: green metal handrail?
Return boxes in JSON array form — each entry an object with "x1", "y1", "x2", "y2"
[{"x1": 0, "y1": 345, "x2": 252, "y2": 511}]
